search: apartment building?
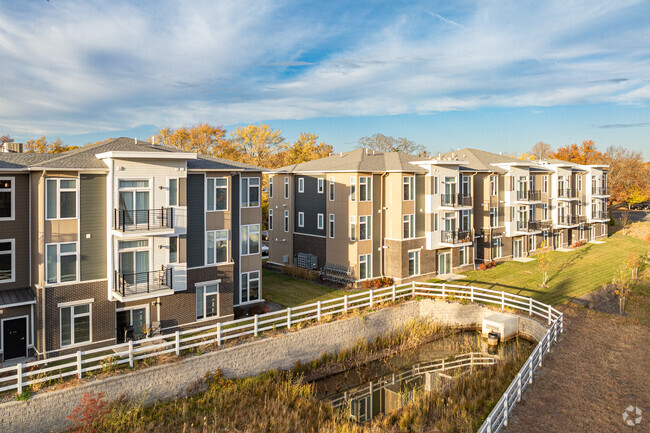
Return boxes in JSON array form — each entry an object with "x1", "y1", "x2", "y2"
[
  {"x1": 0, "y1": 138, "x2": 263, "y2": 362},
  {"x1": 267, "y1": 148, "x2": 608, "y2": 285}
]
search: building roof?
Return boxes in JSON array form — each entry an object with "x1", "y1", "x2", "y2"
[
  {"x1": 0, "y1": 287, "x2": 36, "y2": 307},
  {"x1": 188, "y1": 154, "x2": 262, "y2": 172},
  {"x1": 437, "y1": 148, "x2": 528, "y2": 173},
  {"x1": 0, "y1": 153, "x2": 59, "y2": 170},
  {"x1": 273, "y1": 149, "x2": 428, "y2": 174}
]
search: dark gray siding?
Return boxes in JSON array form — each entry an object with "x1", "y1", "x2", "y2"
[
  {"x1": 372, "y1": 174, "x2": 382, "y2": 277},
  {"x1": 187, "y1": 174, "x2": 205, "y2": 268},
  {"x1": 231, "y1": 174, "x2": 241, "y2": 305},
  {"x1": 294, "y1": 175, "x2": 326, "y2": 236},
  {"x1": 0, "y1": 173, "x2": 30, "y2": 291},
  {"x1": 415, "y1": 174, "x2": 426, "y2": 237},
  {"x1": 80, "y1": 174, "x2": 107, "y2": 281}
]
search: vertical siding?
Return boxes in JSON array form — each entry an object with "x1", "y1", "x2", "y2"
[
  {"x1": 80, "y1": 174, "x2": 107, "y2": 281},
  {"x1": 186, "y1": 174, "x2": 205, "y2": 268},
  {"x1": 415, "y1": 174, "x2": 426, "y2": 237},
  {"x1": 0, "y1": 173, "x2": 30, "y2": 290},
  {"x1": 294, "y1": 175, "x2": 326, "y2": 236},
  {"x1": 372, "y1": 174, "x2": 381, "y2": 277},
  {"x1": 231, "y1": 174, "x2": 240, "y2": 305}
]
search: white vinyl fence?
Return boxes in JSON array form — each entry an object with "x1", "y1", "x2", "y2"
[{"x1": 0, "y1": 282, "x2": 562, "y2": 433}]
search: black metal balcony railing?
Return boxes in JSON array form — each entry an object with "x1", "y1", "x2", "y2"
[
  {"x1": 593, "y1": 187, "x2": 609, "y2": 196},
  {"x1": 440, "y1": 193, "x2": 472, "y2": 207},
  {"x1": 516, "y1": 220, "x2": 549, "y2": 232},
  {"x1": 114, "y1": 266, "x2": 172, "y2": 298},
  {"x1": 558, "y1": 215, "x2": 579, "y2": 226},
  {"x1": 113, "y1": 208, "x2": 174, "y2": 232},
  {"x1": 516, "y1": 190, "x2": 541, "y2": 202},
  {"x1": 592, "y1": 211, "x2": 610, "y2": 220},
  {"x1": 440, "y1": 229, "x2": 472, "y2": 244},
  {"x1": 558, "y1": 188, "x2": 578, "y2": 199},
  {"x1": 578, "y1": 215, "x2": 588, "y2": 224}
]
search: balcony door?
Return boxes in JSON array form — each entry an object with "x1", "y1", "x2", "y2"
[
  {"x1": 444, "y1": 177, "x2": 456, "y2": 204},
  {"x1": 116, "y1": 306, "x2": 148, "y2": 343},
  {"x1": 118, "y1": 240, "x2": 150, "y2": 285},
  {"x1": 438, "y1": 252, "x2": 451, "y2": 275},
  {"x1": 514, "y1": 239, "x2": 523, "y2": 258},
  {"x1": 118, "y1": 180, "x2": 150, "y2": 225},
  {"x1": 444, "y1": 212, "x2": 456, "y2": 232}
]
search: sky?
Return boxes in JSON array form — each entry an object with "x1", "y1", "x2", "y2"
[{"x1": 1, "y1": 0, "x2": 649, "y2": 157}]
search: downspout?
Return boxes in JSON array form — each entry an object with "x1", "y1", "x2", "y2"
[
  {"x1": 40, "y1": 171, "x2": 47, "y2": 358},
  {"x1": 380, "y1": 172, "x2": 388, "y2": 277}
]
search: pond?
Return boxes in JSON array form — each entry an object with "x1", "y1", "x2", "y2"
[{"x1": 315, "y1": 331, "x2": 533, "y2": 423}]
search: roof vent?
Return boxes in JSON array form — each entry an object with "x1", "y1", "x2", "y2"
[
  {"x1": 134, "y1": 137, "x2": 137, "y2": 144},
  {"x1": 151, "y1": 136, "x2": 157, "y2": 145},
  {"x1": 340, "y1": 152, "x2": 343, "y2": 157}
]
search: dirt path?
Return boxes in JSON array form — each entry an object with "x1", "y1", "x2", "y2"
[{"x1": 505, "y1": 304, "x2": 650, "y2": 432}]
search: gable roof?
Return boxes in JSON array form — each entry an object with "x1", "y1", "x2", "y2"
[
  {"x1": 274, "y1": 149, "x2": 428, "y2": 174},
  {"x1": 188, "y1": 154, "x2": 262, "y2": 171},
  {"x1": 0, "y1": 153, "x2": 59, "y2": 170}
]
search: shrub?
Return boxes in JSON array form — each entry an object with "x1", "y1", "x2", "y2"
[
  {"x1": 249, "y1": 303, "x2": 270, "y2": 316},
  {"x1": 281, "y1": 266, "x2": 318, "y2": 281},
  {"x1": 362, "y1": 279, "x2": 373, "y2": 290},
  {"x1": 478, "y1": 263, "x2": 487, "y2": 271},
  {"x1": 66, "y1": 392, "x2": 108, "y2": 432}
]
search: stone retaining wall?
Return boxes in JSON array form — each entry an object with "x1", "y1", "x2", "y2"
[{"x1": 0, "y1": 299, "x2": 547, "y2": 433}]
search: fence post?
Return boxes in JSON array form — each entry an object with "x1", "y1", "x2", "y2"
[
  {"x1": 486, "y1": 416, "x2": 492, "y2": 433},
  {"x1": 16, "y1": 363, "x2": 22, "y2": 395},
  {"x1": 287, "y1": 307, "x2": 292, "y2": 329},
  {"x1": 560, "y1": 313, "x2": 564, "y2": 333},
  {"x1": 528, "y1": 297, "x2": 533, "y2": 316},
  {"x1": 369, "y1": 289, "x2": 374, "y2": 308},
  {"x1": 547, "y1": 305, "x2": 552, "y2": 325},
  {"x1": 442, "y1": 283, "x2": 446, "y2": 298},
  {"x1": 254, "y1": 314, "x2": 259, "y2": 337},
  {"x1": 175, "y1": 330, "x2": 180, "y2": 355},
  {"x1": 344, "y1": 295, "x2": 348, "y2": 313},
  {"x1": 128, "y1": 341, "x2": 134, "y2": 368},
  {"x1": 411, "y1": 281, "x2": 415, "y2": 299},
  {"x1": 392, "y1": 285, "x2": 396, "y2": 302},
  {"x1": 317, "y1": 301, "x2": 322, "y2": 321},
  {"x1": 75, "y1": 350, "x2": 83, "y2": 379},
  {"x1": 517, "y1": 372, "x2": 522, "y2": 402},
  {"x1": 470, "y1": 286, "x2": 474, "y2": 303},
  {"x1": 504, "y1": 395, "x2": 509, "y2": 426},
  {"x1": 217, "y1": 323, "x2": 222, "y2": 347},
  {"x1": 501, "y1": 291, "x2": 505, "y2": 310}
]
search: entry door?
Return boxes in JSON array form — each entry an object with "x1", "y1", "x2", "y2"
[
  {"x1": 553, "y1": 233, "x2": 561, "y2": 249},
  {"x1": 514, "y1": 239, "x2": 523, "y2": 258},
  {"x1": 3, "y1": 317, "x2": 27, "y2": 360},
  {"x1": 439, "y1": 253, "x2": 451, "y2": 275},
  {"x1": 116, "y1": 308, "x2": 148, "y2": 343}
]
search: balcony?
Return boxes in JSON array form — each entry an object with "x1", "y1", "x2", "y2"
[
  {"x1": 557, "y1": 188, "x2": 578, "y2": 199},
  {"x1": 113, "y1": 266, "x2": 173, "y2": 301},
  {"x1": 440, "y1": 193, "x2": 472, "y2": 207},
  {"x1": 440, "y1": 229, "x2": 473, "y2": 245},
  {"x1": 557, "y1": 215, "x2": 579, "y2": 227},
  {"x1": 516, "y1": 220, "x2": 550, "y2": 233},
  {"x1": 592, "y1": 187, "x2": 609, "y2": 196},
  {"x1": 591, "y1": 211, "x2": 610, "y2": 221},
  {"x1": 516, "y1": 190, "x2": 541, "y2": 202},
  {"x1": 113, "y1": 208, "x2": 174, "y2": 233}
]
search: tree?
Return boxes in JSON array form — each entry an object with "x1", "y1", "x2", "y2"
[
  {"x1": 277, "y1": 132, "x2": 333, "y2": 167},
  {"x1": 230, "y1": 124, "x2": 286, "y2": 168},
  {"x1": 158, "y1": 123, "x2": 237, "y2": 159},
  {"x1": 356, "y1": 133, "x2": 429, "y2": 157},
  {"x1": 612, "y1": 255, "x2": 640, "y2": 315},
  {"x1": 1, "y1": 135, "x2": 14, "y2": 144},
  {"x1": 601, "y1": 146, "x2": 649, "y2": 207},
  {"x1": 537, "y1": 241, "x2": 552, "y2": 288},
  {"x1": 550, "y1": 140, "x2": 603, "y2": 165},
  {"x1": 627, "y1": 185, "x2": 647, "y2": 208},
  {"x1": 530, "y1": 141, "x2": 552, "y2": 160},
  {"x1": 24, "y1": 136, "x2": 78, "y2": 153}
]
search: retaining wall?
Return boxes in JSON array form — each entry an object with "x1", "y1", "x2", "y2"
[{"x1": 0, "y1": 299, "x2": 547, "y2": 433}]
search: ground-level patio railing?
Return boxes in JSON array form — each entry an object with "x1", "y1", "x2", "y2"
[{"x1": 0, "y1": 283, "x2": 562, "y2": 433}]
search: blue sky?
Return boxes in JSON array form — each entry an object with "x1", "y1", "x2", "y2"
[{"x1": 1, "y1": 0, "x2": 649, "y2": 157}]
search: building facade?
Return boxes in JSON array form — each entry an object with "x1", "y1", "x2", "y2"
[{"x1": 0, "y1": 138, "x2": 263, "y2": 362}]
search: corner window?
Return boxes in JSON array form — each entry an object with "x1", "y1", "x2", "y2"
[
  {"x1": 169, "y1": 178, "x2": 178, "y2": 206},
  {"x1": 241, "y1": 271, "x2": 260, "y2": 304},
  {"x1": 197, "y1": 283, "x2": 219, "y2": 320},
  {"x1": 317, "y1": 178, "x2": 324, "y2": 194},
  {"x1": 298, "y1": 212, "x2": 304, "y2": 228},
  {"x1": 329, "y1": 214, "x2": 335, "y2": 238},
  {"x1": 268, "y1": 209, "x2": 274, "y2": 231},
  {"x1": 408, "y1": 250, "x2": 420, "y2": 276},
  {"x1": 317, "y1": 213, "x2": 324, "y2": 230},
  {"x1": 169, "y1": 236, "x2": 178, "y2": 263},
  {"x1": 359, "y1": 177, "x2": 372, "y2": 201},
  {"x1": 46, "y1": 178, "x2": 77, "y2": 219},
  {"x1": 403, "y1": 214, "x2": 415, "y2": 239},
  {"x1": 206, "y1": 177, "x2": 228, "y2": 211},
  {"x1": 0, "y1": 178, "x2": 14, "y2": 220},
  {"x1": 60, "y1": 303, "x2": 91, "y2": 347},
  {"x1": 206, "y1": 230, "x2": 228, "y2": 264},
  {"x1": 0, "y1": 239, "x2": 15, "y2": 283},
  {"x1": 359, "y1": 215, "x2": 371, "y2": 240},
  {"x1": 403, "y1": 176, "x2": 414, "y2": 201},
  {"x1": 298, "y1": 177, "x2": 304, "y2": 193},
  {"x1": 359, "y1": 254, "x2": 371, "y2": 280},
  {"x1": 284, "y1": 210, "x2": 289, "y2": 232},
  {"x1": 329, "y1": 177, "x2": 335, "y2": 201},
  {"x1": 284, "y1": 177, "x2": 289, "y2": 199},
  {"x1": 350, "y1": 177, "x2": 356, "y2": 202},
  {"x1": 241, "y1": 224, "x2": 260, "y2": 255},
  {"x1": 241, "y1": 177, "x2": 260, "y2": 207},
  {"x1": 46, "y1": 242, "x2": 78, "y2": 284}
]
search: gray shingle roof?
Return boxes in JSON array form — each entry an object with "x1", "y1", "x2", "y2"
[
  {"x1": 0, "y1": 153, "x2": 58, "y2": 169},
  {"x1": 438, "y1": 148, "x2": 554, "y2": 173},
  {"x1": 0, "y1": 287, "x2": 35, "y2": 307},
  {"x1": 188, "y1": 154, "x2": 262, "y2": 171},
  {"x1": 274, "y1": 149, "x2": 428, "y2": 173}
]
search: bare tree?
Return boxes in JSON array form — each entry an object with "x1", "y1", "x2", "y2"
[
  {"x1": 356, "y1": 133, "x2": 430, "y2": 157},
  {"x1": 530, "y1": 141, "x2": 552, "y2": 160}
]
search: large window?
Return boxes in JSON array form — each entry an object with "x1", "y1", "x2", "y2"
[
  {"x1": 268, "y1": 209, "x2": 274, "y2": 231},
  {"x1": 0, "y1": 178, "x2": 14, "y2": 220},
  {"x1": 46, "y1": 178, "x2": 77, "y2": 219},
  {"x1": 0, "y1": 239, "x2": 15, "y2": 282},
  {"x1": 46, "y1": 242, "x2": 78, "y2": 284},
  {"x1": 329, "y1": 177, "x2": 335, "y2": 201},
  {"x1": 241, "y1": 271, "x2": 260, "y2": 304},
  {"x1": 459, "y1": 245, "x2": 469, "y2": 266},
  {"x1": 359, "y1": 215, "x2": 371, "y2": 240},
  {"x1": 461, "y1": 210, "x2": 471, "y2": 231},
  {"x1": 542, "y1": 203, "x2": 549, "y2": 220},
  {"x1": 359, "y1": 254, "x2": 371, "y2": 280},
  {"x1": 284, "y1": 210, "x2": 289, "y2": 232},
  {"x1": 298, "y1": 177, "x2": 304, "y2": 193},
  {"x1": 206, "y1": 230, "x2": 228, "y2": 264},
  {"x1": 241, "y1": 224, "x2": 260, "y2": 255},
  {"x1": 241, "y1": 177, "x2": 260, "y2": 207},
  {"x1": 60, "y1": 302, "x2": 91, "y2": 347},
  {"x1": 196, "y1": 283, "x2": 219, "y2": 320},
  {"x1": 403, "y1": 176, "x2": 414, "y2": 201},
  {"x1": 408, "y1": 250, "x2": 420, "y2": 276},
  {"x1": 206, "y1": 178, "x2": 228, "y2": 211},
  {"x1": 317, "y1": 213, "x2": 324, "y2": 230},
  {"x1": 403, "y1": 214, "x2": 415, "y2": 239},
  {"x1": 329, "y1": 214, "x2": 335, "y2": 238},
  {"x1": 359, "y1": 177, "x2": 372, "y2": 201},
  {"x1": 317, "y1": 178, "x2": 324, "y2": 194},
  {"x1": 489, "y1": 207, "x2": 498, "y2": 228},
  {"x1": 169, "y1": 178, "x2": 178, "y2": 206},
  {"x1": 492, "y1": 238, "x2": 502, "y2": 259},
  {"x1": 489, "y1": 176, "x2": 498, "y2": 197}
]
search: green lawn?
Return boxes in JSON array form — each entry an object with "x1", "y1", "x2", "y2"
[
  {"x1": 262, "y1": 269, "x2": 354, "y2": 307},
  {"x1": 429, "y1": 231, "x2": 648, "y2": 305}
]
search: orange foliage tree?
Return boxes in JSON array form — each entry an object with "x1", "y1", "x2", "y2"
[
  {"x1": 550, "y1": 139, "x2": 603, "y2": 165},
  {"x1": 24, "y1": 136, "x2": 78, "y2": 153}
]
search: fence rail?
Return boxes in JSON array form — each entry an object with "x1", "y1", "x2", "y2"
[{"x1": 0, "y1": 283, "x2": 562, "y2": 433}]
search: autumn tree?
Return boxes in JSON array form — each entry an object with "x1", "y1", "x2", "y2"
[
  {"x1": 601, "y1": 146, "x2": 649, "y2": 207},
  {"x1": 550, "y1": 139, "x2": 603, "y2": 165},
  {"x1": 277, "y1": 132, "x2": 333, "y2": 167},
  {"x1": 23, "y1": 136, "x2": 78, "y2": 153},
  {"x1": 230, "y1": 125, "x2": 286, "y2": 168},
  {"x1": 356, "y1": 133, "x2": 429, "y2": 157},
  {"x1": 537, "y1": 241, "x2": 552, "y2": 288},
  {"x1": 1, "y1": 134, "x2": 14, "y2": 144},
  {"x1": 158, "y1": 123, "x2": 237, "y2": 159},
  {"x1": 530, "y1": 141, "x2": 552, "y2": 160}
]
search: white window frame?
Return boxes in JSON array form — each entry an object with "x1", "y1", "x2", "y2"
[
  {"x1": 329, "y1": 177, "x2": 335, "y2": 201},
  {"x1": 0, "y1": 239, "x2": 15, "y2": 283},
  {"x1": 240, "y1": 271, "x2": 261, "y2": 304},
  {"x1": 492, "y1": 238, "x2": 502, "y2": 259},
  {"x1": 490, "y1": 176, "x2": 498, "y2": 197},
  {"x1": 298, "y1": 212, "x2": 304, "y2": 228},
  {"x1": 542, "y1": 203, "x2": 549, "y2": 220},
  {"x1": 543, "y1": 176, "x2": 548, "y2": 193},
  {"x1": 241, "y1": 177, "x2": 260, "y2": 208},
  {"x1": 403, "y1": 176, "x2": 414, "y2": 201},
  {"x1": 359, "y1": 215, "x2": 371, "y2": 241},
  {"x1": 0, "y1": 177, "x2": 15, "y2": 221},
  {"x1": 205, "y1": 230, "x2": 229, "y2": 265},
  {"x1": 169, "y1": 235, "x2": 178, "y2": 263},
  {"x1": 434, "y1": 176, "x2": 438, "y2": 194},
  {"x1": 403, "y1": 214, "x2": 415, "y2": 239},
  {"x1": 205, "y1": 177, "x2": 229, "y2": 212},
  {"x1": 577, "y1": 176, "x2": 582, "y2": 191},
  {"x1": 46, "y1": 178, "x2": 79, "y2": 220},
  {"x1": 284, "y1": 177, "x2": 289, "y2": 199},
  {"x1": 408, "y1": 250, "x2": 420, "y2": 276},
  {"x1": 329, "y1": 214, "x2": 335, "y2": 238},
  {"x1": 359, "y1": 176, "x2": 372, "y2": 202},
  {"x1": 46, "y1": 241, "x2": 79, "y2": 285},
  {"x1": 168, "y1": 178, "x2": 179, "y2": 207},
  {"x1": 284, "y1": 210, "x2": 289, "y2": 232},
  {"x1": 489, "y1": 207, "x2": 498, "y2": 228},
  {"x1": 317, "y1": 178, "x2": 324, "y2": 194},
  {"x1": 459, "y1": 245, "x2": 469, "y2": 266},
  {"x1": 268, "y1": 209, "x2": 273, "y2": 231},
  {"x1": 317, "y1": 213, "x2": 324, "y2": 230},
  {"x1": 350, "y1": 176, "x2": 356, "y2": 202},
  {"x1": 298, "y1": 177, "x2": 305, "y2": 193},
  {"x1": 196, "y1": 280, "x2": 220, "y2": 321},
  {"x1": 241, "y1": 224, "x2": 260, "y2": 256},
  {"x1": 269, "y1": 177, "x2": 274, "y2": 199},
  {"x1": 350, "y1": 216, "x2": 356, "y2": 241},
  {"x1": 359, "y1": 254, "x2": 372, "y2": 280},
  {"x1": 461, "y1": 210, "x2": 471, "y2": 231},
  {"x1": 59, "y1": 300, "x2": 92, "y2": 348}
]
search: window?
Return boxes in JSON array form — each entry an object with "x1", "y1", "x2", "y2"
[
  {"x1": 434, "y1": 176, "x2": 438, "y2": 194},
  {"x1": 60, "y1": 303, "x2": 90, "y2": 347},
  {"x1": 528, "y1": 204, "x2": 535, "y2": 221},
  {"x1": 284, "y1": 177, "x2": 289, "y2": 199},
  {"x1": 196, "y1": 283, "x2": 219, "y2": 320},
  {"x1": 359, "y1": 215, "x2": 372, "y2": 240},
  {"x1": 408, "y1": 250, "x2": 420, "y2": 276},
  {"x1": 206, "y1": 178, "x2": 228, "y2": 211},
  {"x1": 350, "y1": 216, "x2": 356, "y2": 241},
  {"x1": 318, "y1": 178, "x2": 324, "y2": 194},
  {"x1": 492, "y1": 238, "x2": 502, "y2": 259},
  {"x1": 577, "y1": 202, "x2": 582, "y2": 216},
  {"x1": 268, "y1": 209, "x2": 273, "y2": 231},
  {"x1": 462, "y1": 175, "x2": 471, "y2": 196},
  {"x1": 269, "y1": 177, "x2": 273, "y2": 198},
  {"x1": 359, "y1": 177, "x2": 372, "y2": 201},
  {"x1": 284, "y1": 210, "x2": 289, "y2": 232},
  {"x1": 459, "y1": 246, "x2": 469, "y2": 266},
  {"x1": 0, "y1": 239, "x2": 15, "y2": 282},
  {"x1": 206, "y1": 230, "x2": 228, "y2": 264},
  {"x1": 543, "y1": 176, "x2": 548, "y2": 193},
  {"x1": 350, "y1": 177, "x2": 356, "y2": 202},
  {"x1": 317, "y1": 213, "x2": 324, "y2": 230},
  {"x1": 298, "y1": 212, "x2": 304, "y2": 228},
  {"x1": 0, "y1": 178, "x2": 14, "y2": 220},
  {"x1": 46, "y1": 242, "x2": 77, "y2": 284},
  {"x1": 169, "y1": 178, "x2": 178, "y2": 206},
  {"x1": 241, "y1": 224, "x2": 260, "y2": 255},
  {"x1": 329, "y1": 214, "x2": 335, "y2": 238},
  {"x1": 577, "y1": 176, "x2": 582, "y2": 191},
  {"x1": 241, "y1": 271, "x2": 260, "y2": 303},
  {"x1": 403, "y1": 176, "x2": 414, "y2": 201},
  {"x1": 241, "y1": 177, "x2": 260, "y2": 207},
  {"x1": 46, "y1": 178, "x2": 77, "y2": 219},
  {"x1": 529, "y1": 234, "x2": 536, "y2": 251},
  {"x1": 489, "y1": 207, "x2": 498, "y2": 227},
  {"x1": 434, "y1": 213, "x2": 438, "y2": 231},
  {"x1": 461, "y1": 210, "x2": 471, "y2": 231},
  {"x1": 169, "y1": 236, "x2": 178, "y2": 263},
  {"x1": 403, "y1": 214, "x2": 414, "y2": 239},
  {"x1": 489, "y1": 176, "x2": 498, "y2": 196},
  {"x1": 329, "y1": 177, "x2": 335, "y2": 201},
  {"x1": 542, "y1": 203, "x2": 549, "y2": 220},
  {"x1": 359, "y1": 254, "x2": 371, "y2": 280},
  {"x1": 298, "y1": 177, "x2": 304, "y2": 193}
]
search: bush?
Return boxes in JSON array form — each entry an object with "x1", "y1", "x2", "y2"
[
  {"x1": 478, "y1": 261, "x2": 497, "y2": 270},
  {"x1": 478, "y1": 263, "x2": 487, "y2": 271},
  {"x1": 281, "y1": 266, "x2": 318, "y2": 281},
  {"x1": 249, "y1": 303, "x2": 270, "y2": 316},
  {"x1": 66, "y1": 392, "x2": 108, "y2": 432}
]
